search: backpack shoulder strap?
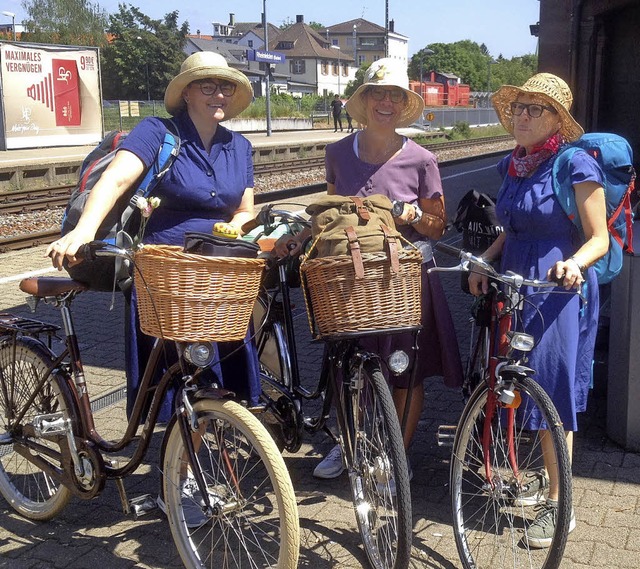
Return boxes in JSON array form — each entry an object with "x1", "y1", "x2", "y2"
[{"x1": 551, "y1": 145, "x2": 583, "y2": 230}]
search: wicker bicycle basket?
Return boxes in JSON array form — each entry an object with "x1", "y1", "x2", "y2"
[
  {"x1": 133, "y1": 245, "x2": 265, "y2": 342},
  {"x1": 300, "y1": 248, "x2": 423, "y2": 339}
]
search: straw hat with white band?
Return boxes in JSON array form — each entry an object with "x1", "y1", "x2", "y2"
[
  {"x1": 345, "y1": 58, "x2": 424, "y2": 128},
  {"x1": 164, "y1": 51, "x2": 253, "y2": 119},
  {"x1": 491, "y1": 72, "x2": 584, "y2": 142}
]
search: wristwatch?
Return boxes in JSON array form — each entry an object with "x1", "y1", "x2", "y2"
[{"x1": 409, "y1": 204, "x2": 423, "y2": 225}]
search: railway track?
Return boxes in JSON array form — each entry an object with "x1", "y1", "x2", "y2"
[{"x1": 0, "y1": 135, "x2": 512, "y2": 252}]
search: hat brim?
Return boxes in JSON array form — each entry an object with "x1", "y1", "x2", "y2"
[
  {"x1": 491, "y1": 84, "x2": 584, "y2": 142},
  {"x1": 346, "y1": 84, "x2": 424, "y2": 128},
  {"x1": 164, "y1": 65, "x2": 253, "y2": 119}
]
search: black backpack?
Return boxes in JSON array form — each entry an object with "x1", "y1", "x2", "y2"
[{"x1": 61, "y1": 119, "x2": 180, "y2": 291}]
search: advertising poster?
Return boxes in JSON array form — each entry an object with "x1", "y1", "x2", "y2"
[{"x1": 0, "y1": 42, "x2": 103, "y2": 149}]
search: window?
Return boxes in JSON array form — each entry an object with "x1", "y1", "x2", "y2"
[
  {"x1": 358, "y1": 55, "x2": 366, "y2": 66},
  {"x1": 248, "y1": 40, "x2": 253, "y2": 48},
  {"x1": 291, "y1": 59, "x2": 305, "y2": 74},
  {"x1": 321, "y1": 60, "x2": 329, "y2": 75},
  {"x1": 332, "y1": 62, "x2": 339, "y2": 76},
  {"x1": 276, "y1": 41, "x2": 294, "y2": 50}
]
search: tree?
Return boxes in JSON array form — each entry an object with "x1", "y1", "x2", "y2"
[
  {"x1": 100, "y1": 5, "x2": 188, "y2": 101},
  {"x1": 409, "y1": 41, "x2": 537, "y2": 92},
  {"x1": 343, "y1": 63, "x2": 371, "y2": 98},
  {"x1": 20, "y1": 0, "x2": 109, "y2": 46}
]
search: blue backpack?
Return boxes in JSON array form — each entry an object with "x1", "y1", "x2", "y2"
[
  {"x1": 61, "y1": 118, "x2": 181, "y2": 291},
  {"x1": 551, "y1": 132, "x2": 636, "y2": 284}
]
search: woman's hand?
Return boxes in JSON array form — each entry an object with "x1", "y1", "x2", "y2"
[
  {"x1": 46, "y1": 228, "x2": 95, "y2": 270},
  {"x1": 547, "y1": 258, "x2": 584, "y2": 290},
  {"x1": 468, "y1": 270, "x2": 491, "y2": 296},
  {"x1": 273, "y1": 227, "x2": 311, "y2": 258}
]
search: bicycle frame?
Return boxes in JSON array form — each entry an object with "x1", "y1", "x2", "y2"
[{"x1": 2, "y1": 284, "x2": 237, "y2": 505}]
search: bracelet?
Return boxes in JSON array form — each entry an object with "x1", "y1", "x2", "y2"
[{"x1": 568, "y1": 256, "x2": 585, "y2": 273}]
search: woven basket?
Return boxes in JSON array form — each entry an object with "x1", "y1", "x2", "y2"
[
  {"x1": 300, "y1": 248, "x2": 423, "y2": 339},
  {"x1": 133, "y1": 245, "x2": 265, "y2": 342}
]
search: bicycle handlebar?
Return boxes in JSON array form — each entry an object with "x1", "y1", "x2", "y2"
[
  {"x1": 432, "y1": 242, "x2": 563, "y2": 290},
  {"x1": 77, "y1": 241, "x2": 133, "y2": 262}
]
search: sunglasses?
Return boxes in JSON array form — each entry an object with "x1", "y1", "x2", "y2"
[
  {"x1": 193, "y1": 80, "x2": 236, "y2": 97},
  {"x1": 510, "y1": 101, "x2": 557, "y2": 118},
  {"x1": 368, "y1": 87, "x2": 406, "y2": 104}
]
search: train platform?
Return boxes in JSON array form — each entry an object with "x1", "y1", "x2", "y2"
[
  {"x1": 0, "y1": 240, "x2": 638, "y2": 568},
  {"x1": 0, "y1": 127, "x2": 427, "y2": 167}
]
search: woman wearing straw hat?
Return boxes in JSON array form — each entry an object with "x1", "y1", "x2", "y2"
[
  {"x1": 47, "y1": 52, "x2": 259, "y2": 522},
  {"x1": 469, "y1": 72, "x2": 609, "y2": 547},
  {"x1": 310, "y1": 58, "x2": 464, "y2": 483}
]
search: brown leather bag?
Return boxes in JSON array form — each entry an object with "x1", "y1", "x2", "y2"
[{"x1": 305, "y1": 194, "x2": 402, "y2": 278}]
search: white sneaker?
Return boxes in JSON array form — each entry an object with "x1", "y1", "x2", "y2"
[{"x1": 313, "y1": 444, "x2": 345, "y2": 479}]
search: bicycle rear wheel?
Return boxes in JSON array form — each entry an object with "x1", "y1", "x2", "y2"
[
  {"x1": 0, "y1": 336, "x2": 72, "y2": 520},
  {"x1": 451, "y1": 376, "x2": 572, "y2": 569},
  {"x1": 163, "y1": 398, "x2": 300, "y2": 569},
  {"x1": 344, "y1": 359, "x2": 412, "y2": 569}
]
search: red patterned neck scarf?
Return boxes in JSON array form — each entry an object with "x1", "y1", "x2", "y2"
[{"x1": 508, "y1": 132, "x2": 564, "y2": 177}]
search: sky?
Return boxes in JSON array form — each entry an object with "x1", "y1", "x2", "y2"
[{"x1": 2, "y1": 0, "x2": 540, "y2": 59}]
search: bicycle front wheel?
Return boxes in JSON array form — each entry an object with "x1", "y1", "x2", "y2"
[
  {"x1": 451, "y1": 376, "x2": 572, "y2": 569},
  {"x1": 345, "y1": 359, "x2": 412, "y2": 569},
  {"x1": 0, "y1": 336, "x2": 72, "y2": 520},
  {"x1": 163, "y1": 398, "x2": 300, "y2": 569}
]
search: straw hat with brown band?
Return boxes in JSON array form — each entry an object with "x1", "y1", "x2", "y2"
[
  {"x1": 164, "y1": 51, "x2": 253, "y2": 119},
  {"x1": 345, "y1": 58, "x2": 425, "y2": 128},
  {"x1": 491, "y1": 72, "x2": 584, "y2": 142}
]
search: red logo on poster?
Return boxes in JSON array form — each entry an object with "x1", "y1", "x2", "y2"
[{"x1": 52, "y1": 59, "x2": 81, "y2": 125}]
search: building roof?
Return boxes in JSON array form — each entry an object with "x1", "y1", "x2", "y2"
[
  {"x1": 323, "y1": 18, "x2": 385, "y2": 35},
  {"x1": 269, "y1": 20, "x2": 353, "y2": 62},
  {"x1": 185, "y1": 37, "x2": 247, "y2": 66}
]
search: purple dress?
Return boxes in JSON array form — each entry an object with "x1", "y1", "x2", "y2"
[
  {"x1": 325, "y1": 133, "x2": 464, "y2": 389},
  {"x1": 496, "y1": 150, "x2": 604, "y2": 431}
]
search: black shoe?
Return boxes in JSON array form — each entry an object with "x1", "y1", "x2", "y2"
[{"x1": 334, "y1": 129, "x2": 337, "y2": 132}]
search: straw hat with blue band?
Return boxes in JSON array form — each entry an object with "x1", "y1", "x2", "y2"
[{"x1": 164, "y1": 51, "x2": 253, "y2": 119}]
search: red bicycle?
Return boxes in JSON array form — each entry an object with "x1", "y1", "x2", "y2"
[{"x1": 431, "y1": 242, "x2": 573, "y2": 569}]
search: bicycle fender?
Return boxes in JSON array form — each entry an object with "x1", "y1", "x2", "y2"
[
  {"x1": 194, "y1": 387, "x2": 237, "y2": 401},
  {"x1": 497, "y1": 364, "x2": 535, "y2": 380}
]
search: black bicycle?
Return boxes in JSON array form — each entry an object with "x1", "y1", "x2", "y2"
[{"x1": 247, "y1": 203, "x2": 415, "y2": 569}]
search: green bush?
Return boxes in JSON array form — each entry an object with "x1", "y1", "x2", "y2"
[{"x1": 447, "y1": 121, "x2": 472, "y2": 140}]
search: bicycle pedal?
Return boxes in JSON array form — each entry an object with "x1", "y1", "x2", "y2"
[
  {"x1": 33, "y1": 413, "x2": 66, "y2": 436},
  {"x1": 129, "y1": 494, "x2": 158, "y2": 518},
  {"x1": 437, "y1": 425, "x2": 457, "y2": 447}
]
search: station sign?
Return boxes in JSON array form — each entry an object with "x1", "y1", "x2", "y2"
[{"x1": 247, "y1": 49, "x2": 286, "y2": 64}]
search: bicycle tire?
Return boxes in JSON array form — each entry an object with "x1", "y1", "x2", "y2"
[
  {"x1": 163, "y1": 398, "x2": 300, "y2": 569},
  {"x1": 450, "y1": 375, "x2": 572, "y2": 569},
  {"x1": 0, "y1": 336, "x2": 72, "y2": 520},
  {"x1": 345, "y1": 359, "x2": 412, "y2": 569}
]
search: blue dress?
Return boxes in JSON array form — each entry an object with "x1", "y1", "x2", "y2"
[
  {"x1": 119, "y1": 113, "x2": 260, "y2": 422},
  {"x1": 496, "y1": 150, "x2": 604, "y2": 431}
]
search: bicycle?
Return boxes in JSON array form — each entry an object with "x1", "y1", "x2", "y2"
[
  {"x1": 246, "y1": 203, "x2": 416, "y2": 569},
  {"x1": 430, "y1": 242, "x2": 573, "y2": 569},
  {"x1": 0, "y1": 241, "x2": 299, "y2": 569}
]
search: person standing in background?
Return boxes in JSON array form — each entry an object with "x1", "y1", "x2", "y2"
[{"x1": 330, "y1": 94, "x2": 343, "y2": 132}]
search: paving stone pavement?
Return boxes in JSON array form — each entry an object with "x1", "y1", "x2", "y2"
[{"x1": 0, "y1": 244, "x2": 639, "y2": 569}]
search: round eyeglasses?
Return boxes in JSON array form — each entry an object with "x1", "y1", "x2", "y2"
[
  {"x1": 368, "y1": 87, "x2": 406, "y2": 104},
  {"x1": 193, "y1": 80, "x2": 236, "y2": 97},
  {"x1": 510, "y1": 101, "x2": 557, "y2": 118}
]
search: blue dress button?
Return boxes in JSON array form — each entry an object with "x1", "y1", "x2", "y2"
[{"x1": 211, "y1": 191, "x2": 216, "y2": 197}]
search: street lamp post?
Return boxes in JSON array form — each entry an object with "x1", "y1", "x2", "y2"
[
  {"x1": 330, "y1": 45, "x2": 341, "y2": 95},
  {"x1": 2, "y1": 11, "x2": 15, "y2": 41}
]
